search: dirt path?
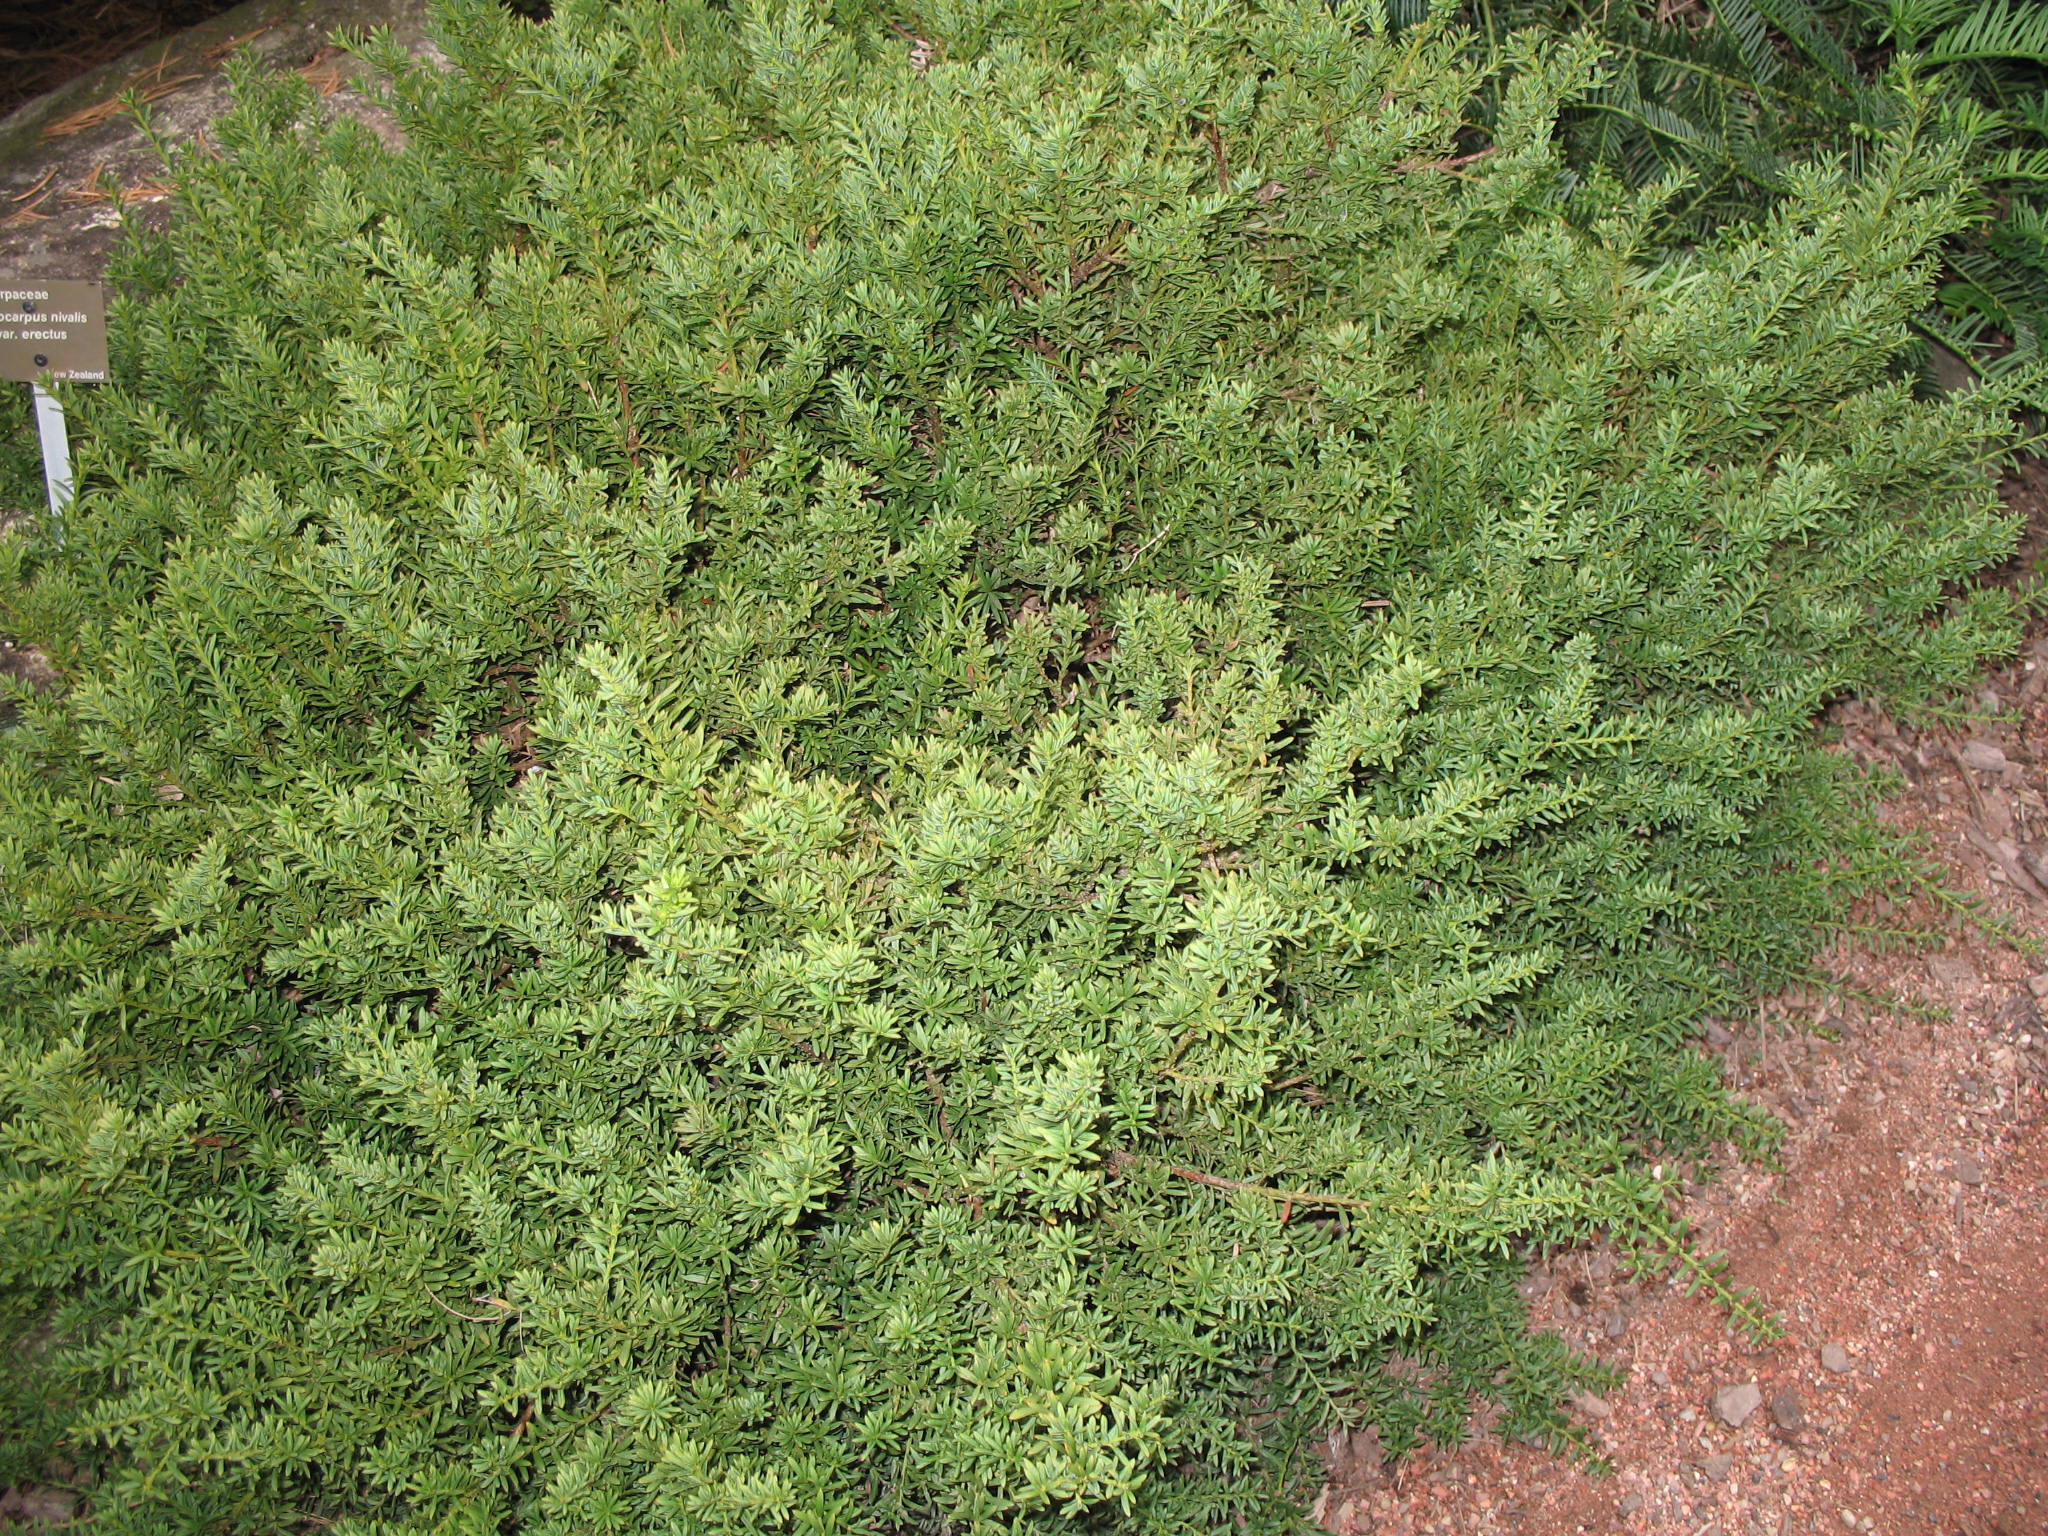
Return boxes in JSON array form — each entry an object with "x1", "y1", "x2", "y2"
[{"x1": 1320, "y1": 469, "x2": 2048, "y2": 1536}]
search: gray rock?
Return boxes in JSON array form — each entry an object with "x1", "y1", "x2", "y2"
[
  {"x1": 1317, "y1": 1424, "x2": 1386, "y2": 1488},
  {"x1": 1929, "y1": 952, "x2": 1981, "y2": 990},
  {"x1": 2026, "y1": 849, "x2": 2048, "y2": 893},
  {"x1": 1620, "y1": 1492, "x2": 1644, "y2": 1514},
  {"x1": 1962, "y1": 740, "x2": 2010, "y2": 772},
  {"x1": 2000, "y1": 990, "x2": 2045, "y2": 1034},
  {"x1": 1712, "y1": 1382, "x2": 1762, "y2": 1429},
  {"x1": 1950, "y1": 1154, "x2": 1985, "y2": 1186},
  {"x1": 1771, "y1": 1387, "x2": 1804, "y2": 1432},
  {"x1": 1820, "y1": 1343, "x2": 1853, "y2": 1374},
  {"x1": 1700, "y1": 1452, "x2": 1734, "y2": 1482},
  {"x1": 1570, "y1": 1389, "x2": 1614, "y2": 1420},
  {"x1": 0, "y1": 1486, "x2": 75, "y2": 1526},
  {"x1": 1605, "y1": 1309, "x2": 1629, "y2": 1340}
]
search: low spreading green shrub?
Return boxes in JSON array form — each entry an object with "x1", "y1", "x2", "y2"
[
  {"x1": 1450, "y1": 0, "x2": 2048, "y2": 399},
  {"x1": 0, "y1": 0, "x2": 2029, "y2": 1529}
]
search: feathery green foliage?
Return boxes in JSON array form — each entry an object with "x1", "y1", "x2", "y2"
[
  {"x1": 0, "y1": 0, "x2": 2027, "y2": 1529},
  {"x1": 1457, "y1": 0, "x2": 2048, "y2": 398}
]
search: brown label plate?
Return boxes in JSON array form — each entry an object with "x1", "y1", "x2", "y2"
[{"x1": 0, "y1": 280, "x2": 108, "y2": 383}]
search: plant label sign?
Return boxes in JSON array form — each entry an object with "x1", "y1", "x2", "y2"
[
  {"x1": 0, "y1": 278, "x2": 106, "y2": 515},
  {"x1": 0, "y1": 280, "x2": 108, "y2": 382}
]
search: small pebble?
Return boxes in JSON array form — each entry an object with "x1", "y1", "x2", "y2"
[
  {"x1": 1712, "y1": 1382, "x2": 1762, "y2": 1429},
  {"x1": 1962, "y1": 740, "x2": 2009, "y2": 772},
  {"x1": 1651, "y1": 1366, "x2": 1671, "y2": 1388},
  {"x1": 1570, "y1": 1390, "x2": 1613, "y2": 1420},
  {"x1": 2028, "y1": 973, "x2": 2048, "y2": 1002},
  {"x1": 1821, "y1": 1343, "x2": 1853, "y2": 1374},
  {"x1": 1929, "y1": 952, "x2": 1980, "y2": 989},
  {"x1": 1950, "y1": 1154, "x2": 1985, "y2": 1186},
  {"x1": 1700, "y1": 1452, "x2": 1733, "y2": 1482},
  {"x1": 1605, "y1": 1310, "x2": 1629, "y2": 1340},
  {"x1": 1620, "y1": 1492, "x2": 1644, "y2": 1514},
  {"x1": 1771, "y1": 1387, "x2": 1804, "y2": 1432}
]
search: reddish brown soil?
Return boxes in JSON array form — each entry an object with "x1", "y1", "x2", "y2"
[{"x1": 1317, "y1": 464, "x2": 2048, "y2": 1536}]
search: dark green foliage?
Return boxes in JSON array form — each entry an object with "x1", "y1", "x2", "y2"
[
  {"x1": 0, "y1": 0, "x2": 2027, "y2": 1529},
  {"x1": 1458, "y1": 0, "x2": 2048, "y2": 397},
  {"x1": 0, "y1": 387, "x2": 40, "y2": 533}
]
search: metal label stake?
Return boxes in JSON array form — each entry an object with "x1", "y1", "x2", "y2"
[{"x1": 32, "y1": 383, "x2": 71, "y2": 513}]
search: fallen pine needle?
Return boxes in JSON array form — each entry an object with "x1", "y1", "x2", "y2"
[
  {"x1": 43, "y1": 74, "x2": 204, "y2": 139},
  {"x1": 205, "y1": 23, "x2": 276, "y2": 62},
  {"x1": 0, "y1": 192, "x2": 51, "y2": 228},
  {"x1": 11, "y1": 167, "x2": 56, "y2": 203},
  {"x1": 62, "y1": 162, "x2": 110, "y2": 204},
  {"x1": 297, "y1": 45, "x2": 351, "y2": 97}
]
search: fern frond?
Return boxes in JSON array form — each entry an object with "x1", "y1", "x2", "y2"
[
  {"x1": 1925, "y1": 0, "x2": 2048, "y2": 65},
  {"x1": 1709, "y1": 0, "x2": 1784, "y2": 87},
  {"x1": 1752, "y1": 0, "x2": 1862, "y2": 86},
  {"x1": 1981, "y1": 144, "x2": 2048, "y2": 181},
  {"x1": 1945, "y1": 244, "x2": 2048, "y2": 349},
  {"x1": 1996, "y1": 194, "x2": 2048, "y2": 252},
  {"x1": 2010, "y1": 90, "x2": 2048, "y2": 134},
  {"x1": 1878, "y1": 0, "x2": 1973, "y2": 52}
]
